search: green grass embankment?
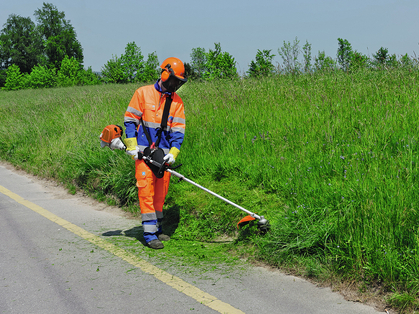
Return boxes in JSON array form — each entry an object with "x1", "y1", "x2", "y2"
[{"x1": 1, "y1": 68, "x2": 419, "y2": 312}]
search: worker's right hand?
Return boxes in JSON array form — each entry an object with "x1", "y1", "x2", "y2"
[
  {"x1": 126, "y1": 147, "x2": 140, "y2": 160},
  {"x1": 124, "y1": 138, "x2": 139, "y2": 160}
]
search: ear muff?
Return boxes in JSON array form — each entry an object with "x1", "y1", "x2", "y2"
[{"x1": 161, "y1": 64, "x2": 174, "y2": 82}]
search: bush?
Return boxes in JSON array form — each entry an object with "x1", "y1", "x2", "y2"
[
  {"x1": 57, "y1": 56, "x2": 80, "y2": 87},
  {"x1": 56, "y1": 56, "x2": 101, "y2": 87},
  {"x1": 101, "y1": 55, "x2": 125, "y2": 83},
  {"x1": 78, "y1": 67, "x2": 101, "y2": 85},
  {"x1": 0, "y1": 69, "x2": 7, "y2": 88},
  {"x1": 26, "y1": 65, "x2": 56, "y2": 89},
  {"x1": 2, "y1": 64, "x2": 25, "y2": 90}
]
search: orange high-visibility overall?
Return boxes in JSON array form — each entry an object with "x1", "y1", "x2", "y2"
[{"x1": 124, "y1": 81, "x2": 185, "y2": 242}]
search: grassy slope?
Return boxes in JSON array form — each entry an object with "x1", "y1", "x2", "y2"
[{"x1": 1, "y1": 69, "x2": 419, "y2": 312}]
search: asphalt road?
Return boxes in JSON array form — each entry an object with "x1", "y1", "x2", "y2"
[{"x1": 0, "y1": 163, "x2": 385, "y2": 314}]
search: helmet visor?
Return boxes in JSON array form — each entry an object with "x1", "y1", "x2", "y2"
[{"x1": 162, "y1": 72, "x2": 187, "y2": 93}]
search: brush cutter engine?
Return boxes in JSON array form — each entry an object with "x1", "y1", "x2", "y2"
[{"x1": 99, "y1": 125, "x2": 126, "y2": 151}]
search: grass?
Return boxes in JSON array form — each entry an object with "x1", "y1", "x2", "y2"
[{"x1": 1, "y1": 67, "x2": 419, "y2": 312}]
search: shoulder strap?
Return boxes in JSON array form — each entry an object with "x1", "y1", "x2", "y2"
[
  {"x1": 155, "y1": 95, "x2": 172, "y2": 147},
  {"x1": 140, "y1": 95, "x2": 173, "y2": 149}
]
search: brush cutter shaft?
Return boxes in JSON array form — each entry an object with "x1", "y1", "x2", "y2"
[
  {"x1": 166, "y1": 168, "x2": 262, "y2": 220},
  {"x1": 142, "y1": 155, "x2": 262, "y2": 220}
]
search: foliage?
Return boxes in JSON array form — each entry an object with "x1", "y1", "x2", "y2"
[
  {"x1": 142, "y1": 52, "x2": 160, "y2": 82},
  {"x1": 2, "y1": 57, "x2": 99, "y2": 90},
  {"x1": 349, "y1": 51, "x2": 370, "y2": 71},
  {"x1": 278, "y1": 37, "x2": 301, "y2": 74},
  {"x1": 189, "y1": 47, "x2": 207, "y2": 80},
  {"x1": 400, "y1": 53, "x2": 416, "y2": 69},
  {"x1": 0, "y1": 14, "x2": 44, "y2": 73},
  {"x1": 247, "y1": 49, "x2": 275, "y2": 77},
  {"x1": 25, "y1": 64, "x2": 56, "y2": 88},
  {"x1": 120, "y1": 42, "x2": 144, "y2": 83},
  {"x1": 302, "y1": 40, "x2": 312, "y2": 73},
  {"x1": 337, "y1": 38, "x2": 353, "y2": 71},
  {"x1": 101, "y1": 55, "x2": 124, "y2": 83},
  {"x1": 2, "y1": 64, "x2": 24, "y2": 90},
  {"x1": 34, "y1": 2, "x2": 83, "y2": 68},
  {"x1": 203, "y1": 43, "x2": 237, "y2": 80},
  {"x1": 57, "y1": 55, "x2": 82, "y2": 87},
  {"x1": 0, "y1": 69, "x2": 6, "y2": 87},
  {"x1": 101, "y1": 42, "x2": 158, "y2": 83},
  {"x1": 373, "y1": 47, "x2": 389, "y2": 65},
  {"x1": 372, "y1": 47, "x2": 397, "y2": 68},
  {"x1": 314, "y1": 51, "x2": 337, "y2": 72}
]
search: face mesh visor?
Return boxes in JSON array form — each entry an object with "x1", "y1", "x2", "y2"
[{"x1": 162, "y1": 73, "x2": 187, "y2": 92}]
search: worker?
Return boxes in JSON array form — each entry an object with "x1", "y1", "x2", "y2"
[{"x1": 123, "y1": 57, "x2": 187, "y2": 249}]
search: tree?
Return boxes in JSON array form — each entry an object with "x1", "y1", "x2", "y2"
[
  {"x1": 337, "y1": 38, "x2": 353, "y2": 71},
  {"x1": 278, "y1": 37, "x2": 301, "y2": 74},
  {"x1": 372, "y1": 47, "x2": 398, "y2": 68},
  {"x1": 0, "y1": 69, "x2": 6, "y2": 87},
  {"x1": 203, "y1": 43, "x2": 237, "y2": 80},
  {"x1": 183, "y1": 62, "x2": 194, "y2": 80},
  {"x1": 101, "y1": 43, "x2": 158, "y2": 83},
  {"x1": 302, "y1": 41, "x2": 312, "y2": 73},
  {"x1": 314, "y1": 51, "x2": 337, "y2": 72},
  {"x1": 400, "y1": 53, "x2": 414, "y2": 68},
  {"x1": 101, "y1": 55, "x2": 124, "y2": 83},
  {"x1": 349, "y1": 51, "x2": 369, "y2": 71},
  {"x1": 57, "y1": 55, "x2": 81, "y2": 86},
  {"x1": 373, "y1": 47, "x2": 389, "y2": 65},
  {"x1": 189, "y1": 47, "x2": 207, "y2": 79},
  {"x1": 120, "y1": 42, "x2": 144, "y2": 83},
  {"x1": 142, "y1": 52, "x2": 160, "y2": 82},
  {"x1": 2, "y1": 64, "x2": 24, "y2": 90},
  {"x1": 0, "y1": 14, "x2": 44, "y2": 73},
  {"x1": 247, "y1": 49, "x2": 275, "y2": 77},
  {"x1": 34, "y1": 2, "x2": 83, "y2": 68},
  {"x1": 25, "y1": 64, "x2": 56, "y2": 88}
]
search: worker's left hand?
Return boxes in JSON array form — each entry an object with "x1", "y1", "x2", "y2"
[{"x1": 163, "y1": 153, "x2": 175, "y2": 165}]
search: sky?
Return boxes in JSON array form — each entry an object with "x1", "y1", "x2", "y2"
[{"x1": 1, "y1": 0, "x2": 419, "y2": 74}]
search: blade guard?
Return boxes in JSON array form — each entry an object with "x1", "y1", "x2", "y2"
[{"x1": 237, "y1": 215, "x2": 256, "y2": 229}]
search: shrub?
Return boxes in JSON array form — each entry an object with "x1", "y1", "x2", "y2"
[
  {"x1": 26, "y1": 65, "x2": 56, "y2": 88},
  {"x1": 3, "y1": 64, "x2": 25, "y2": 90},
  {"x1": 57, "y1": 55, "x2": 80, "y2": 87}
]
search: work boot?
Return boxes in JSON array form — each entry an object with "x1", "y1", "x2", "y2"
[
  {"x1": 147, "y1": 239, "x2": 164, "y2": 249},
  {"x1": 158, "y1": 234, "x2": 170, "y2": 241}
]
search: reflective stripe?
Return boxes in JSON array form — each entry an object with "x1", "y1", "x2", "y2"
[
  {"x1": 172, "y1": 117, "x2": 185, "y2": 124},
  {"x1": 142, "y1": 120, "x2": 170, "y2": 130},
  {"x1": 126, "y1": 106, "x2": 143, "y2": 117},
  {"x1": 171, "y1": 127, "x2": 185, "y2": 134},
  {"x1": 124, "y1": 116, "x2": 139, "y2": 124},
  {"x1": 143, "y1": 224, "x2": 158, "y2": 233},
  {"x1": 142, "y1": 212, "x2": 157, "y2": 221},
  {"x1": 156, "y1": 211, "x2": 163, "y2": 219}
]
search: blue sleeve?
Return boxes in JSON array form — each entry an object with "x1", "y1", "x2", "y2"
[{"x1": 124, "y1": 121, "x2": 137, "y2": 139}]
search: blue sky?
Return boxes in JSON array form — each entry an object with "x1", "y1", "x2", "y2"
[{"x1": 2, "y1": 0, "x2": 419, "y2": 74}]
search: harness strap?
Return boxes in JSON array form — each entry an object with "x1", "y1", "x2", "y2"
[
  {"x1": 155, "y1": 96, "x2": 172, "y2": 147},
  {"x1": 140, "y1": 95, "x2": 172, "y2": 148}
]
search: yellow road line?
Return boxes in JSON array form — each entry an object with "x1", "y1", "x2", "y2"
[{"x1": 0, "y1": 185, "x2": 244, "y2": 314}]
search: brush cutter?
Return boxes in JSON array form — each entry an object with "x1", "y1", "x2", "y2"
[{"x1": 99, "y1": 125, "x2": 270, "y2": 233}]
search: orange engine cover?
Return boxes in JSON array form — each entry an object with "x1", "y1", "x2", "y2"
[{"x1": 100, "y1": 125, "x2": 123, "y2": 143}]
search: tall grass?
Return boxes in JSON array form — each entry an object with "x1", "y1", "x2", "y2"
[
  {"x1": 1, "y1": 68, "x2": 419, "y2": 307},
  {"x1": 181, "y1": 70, "x2": 419, "y2": 287}
]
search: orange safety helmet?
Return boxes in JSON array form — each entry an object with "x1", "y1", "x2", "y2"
[{"x1": 160, "y1": 57, "x2": 187, "y2": 92}]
